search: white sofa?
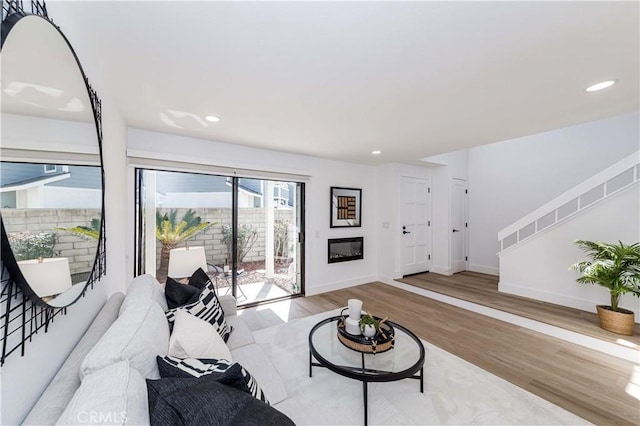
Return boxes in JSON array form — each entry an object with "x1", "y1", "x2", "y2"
[{"x1": 23, "y1": 274, "x2": 288, "y2": 425}]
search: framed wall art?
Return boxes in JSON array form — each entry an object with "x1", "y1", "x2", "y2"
[{"x1": 330, "y1": 187, "x2": 362, "y2": 228}]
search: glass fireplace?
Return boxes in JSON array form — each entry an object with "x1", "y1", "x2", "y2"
[{"x1": 328, "y1": 237, "x2": 364, "y2": 263}]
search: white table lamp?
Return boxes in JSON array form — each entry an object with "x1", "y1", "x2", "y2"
[
  {"x1": 18, "y1": 257, "x2": 72, "y2": 298},
  {"x1": 168, "y1": 246, "x2": 207, "y2": 278}
]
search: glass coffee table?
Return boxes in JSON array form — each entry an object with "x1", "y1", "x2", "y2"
[{"x1": 308, "y1": 315, "x2": 425, "y2": 425}]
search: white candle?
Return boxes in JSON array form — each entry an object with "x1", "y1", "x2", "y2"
[{"x1": 348, "y1": 299, "x2": 363, "y2": 320}]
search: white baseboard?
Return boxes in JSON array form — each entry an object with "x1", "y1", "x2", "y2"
[
  {"x1": 468, "y1": 264, "x2": 499, "y2": 276},
  {"x1": 305, "y1": 274, "x2": 377, "y2": 296},
  {"x1": 499, "y1": 281, "x2": 640, "y2": 323},
  {"x1": 377, "y1": 275, "x2": 399, "y2": 287},
  {"x1": 430, "y1": 265, "x2": 452, "y2": 276}
]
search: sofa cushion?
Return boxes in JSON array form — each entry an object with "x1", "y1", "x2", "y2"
[
  {"x1": 56, "y1": 361, "x2": 149, "y2": 426},
  {"x1": 165, "y1": 282, "x2": 231, "y2": 342},
  {"x1": 225, "y1": 315, "x2": 255, "y2": 350},
  {"x1": 146, "y1": 378, "x2": 294, "y2": 426},
  {"x1": 119, "y1": 274, "x2": 168, "y2": 315},
  {"x1": 168, "y1": 310, "x2": 232, "y2": 361},
  {"x1": 81, "y1": 297, "x2": 169, "y2": 380},
  {"x1": 231, "y1": 344, "x2": 288, "y2": 404},
  {"x1": 24, "y1": 293, "x2": 125, "y2": 426},
  {"x1": 157, "y1": 356, "x2": 268, "y2": 404},
  {"x1": 164, "y1": 277, "x2": 200, "y2": 310},
  {"x1": 218, "y1": 294, "x2": 237, "y2": 317}
]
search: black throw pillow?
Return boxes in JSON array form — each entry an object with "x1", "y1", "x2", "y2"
[
  {"x1": 157, "y1": 356, "x2": 269, "y2": 404},
  {"x1": 147, "y1": 378, "x2": 294, "y2": 426},
  {"x1": 164, "y1": 277, "x2": 200, "y2": 310},
  {"x1": 188, "y1": 267, "x2": 212, "y2": 290}
]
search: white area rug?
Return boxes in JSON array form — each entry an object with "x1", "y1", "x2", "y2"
[{"x1": 253, "y1": 310, "x2": 591, "y2": 426}]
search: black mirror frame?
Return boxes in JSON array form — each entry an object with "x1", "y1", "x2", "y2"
[{"x1": 0, "y1": 0, "x2": 106, "y2": 310}]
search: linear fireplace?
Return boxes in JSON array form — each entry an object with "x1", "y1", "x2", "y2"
[{"x1": 328, "y1": 237, "x2": 364, "y2": 263}]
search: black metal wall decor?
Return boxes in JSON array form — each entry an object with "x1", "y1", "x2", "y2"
[{"x1": 0, "y1": 0, "x2": 106, "y2": 364}]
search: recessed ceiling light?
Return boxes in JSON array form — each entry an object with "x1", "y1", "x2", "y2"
[
  {"x1": 205, "y1": 115, "x2": 220, "y2": 123},
  {"x1": 372, "y1": 150, "x2": 382, "y2": 155},
  {"x1": 586, "y1": 80, "x2": 617, "y2": 92}
]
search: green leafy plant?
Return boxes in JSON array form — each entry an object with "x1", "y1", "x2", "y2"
[
  {"x1": 570, "y1": 240, "x2": 640, "y2": 312},
  {"x1": 57, "y1": 218, "x2": 101, "y2": 240},
  {"x1": 359, "y1": 313, "x2": 380, "y2": 333},
  {"x1": 221, "y1": 224, "x2": 259, "y2": 264},
  {"x1": 156, "y1": 209, "x2": 212, "y2": 281},
  {"x1": 8, "y1": 231, "x2": 58, "y2": 261}
]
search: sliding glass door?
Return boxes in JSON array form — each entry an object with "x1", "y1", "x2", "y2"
[{"x1": 135, "y1": 169, "x2": 304, "y2": 306}]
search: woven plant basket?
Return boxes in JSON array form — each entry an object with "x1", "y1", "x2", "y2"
[
  {"x1": 337, "y1": 332, "x2": 394, "y2": 354},
  {"x1": 596, "y1": 305, "x2": 635, "y2": 336}
]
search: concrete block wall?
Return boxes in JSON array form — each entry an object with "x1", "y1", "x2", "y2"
[
  {"x1": 155, "y1": 207, "x2": 295, "y2": 267},
  {"x1": 1, "y1": 208, "x2": 101, "y2": 275}
]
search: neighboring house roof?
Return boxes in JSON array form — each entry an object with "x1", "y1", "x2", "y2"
[
  {"x1": 0, "y1": 162, "x2": 102, "y2": 191},
  {"x1": 49, "y1": 166, "x2": 101, "y2": 190},
  {"x1": 1, "y1": 162, "x2": 64, "y2": 187},
  {"x1": 155, "y1": 172, "x2": 262, "y2": 196},
  {"x1": 154, "y1": 170, "x2": 294, "y2": 206},
  {"x1": 156, "y1": 172, "x2": 231, "y2": 194},
  {"x1": 238, "y1": 179, "x2": 262, "y2": 196}
]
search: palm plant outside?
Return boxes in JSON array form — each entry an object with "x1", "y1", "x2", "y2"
[
  {"x1": 570, "y1": 240, "x2": 640, "y2": 312},
  {"x1": 156, "y1": 209, "x2": 212, "y2": 282},
  {"x1": 57, "y1": 218, "x2": 102, "y2": 240}
]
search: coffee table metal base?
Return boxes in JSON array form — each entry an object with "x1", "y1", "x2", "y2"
[{"x1": 309, "y1": 351, "x2": 424, "y2": 425}]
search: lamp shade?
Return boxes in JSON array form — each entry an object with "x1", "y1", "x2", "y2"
[
  {"x1": 18, "y1": 257, "x2": 72, "y2": 298},
  {"x1": 168, "y1": 246, "x2": 207, "y2": 278}
]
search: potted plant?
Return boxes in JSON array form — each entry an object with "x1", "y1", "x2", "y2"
[
  {"x1": 359, "y1": 313, "x2": 379, "y2": 338},
  {"x1": 570, "y1": 240, "x2": 640, "y2": 335}
]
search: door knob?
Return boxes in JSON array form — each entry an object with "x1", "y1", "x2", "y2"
[
  {"x1": 403, "y1": 230, "x2": 411, "y2": 234},
  {"x1": 452, "y1": 229, "x2": 460, "y2": 232},
  {"x1": 402, "y1": 226, "x2": 411, "y2": 235}
]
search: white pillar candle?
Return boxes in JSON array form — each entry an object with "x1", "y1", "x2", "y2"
[{"x1": 348, "y1": 299, "x2": 363, "y2": 320}]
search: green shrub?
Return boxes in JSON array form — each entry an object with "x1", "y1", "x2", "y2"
[
  {"x1": 221, "y1": 224, "x2": 258, "y2": 263},
  {"x1": 8, "y1": 231, "x2": 58, "y2": 261}
]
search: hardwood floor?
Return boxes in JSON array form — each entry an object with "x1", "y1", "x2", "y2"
[
  {"x1": 238, "y1": 281, "x2": 640, "y2": 425},
  {"x1": 398, "y1": 271, "x2": 640, "y2": 346}
]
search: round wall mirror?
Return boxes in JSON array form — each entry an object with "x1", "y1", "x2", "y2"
[{"x1": 0, "y1": 11, "x2": 105, "y2": 308}]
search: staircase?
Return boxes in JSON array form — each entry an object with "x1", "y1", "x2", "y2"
[
  {"x1": 498, "y1": 152, "x2": 639, "y2": 252},
  {"x1": 497, "y1": 152, "x2": 640, "y2": 319}
]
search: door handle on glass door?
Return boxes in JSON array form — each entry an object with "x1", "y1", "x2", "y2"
[
  {"x1": 403, "y1": 226, "x2": 411, "y2": 235},
  {"x1": 452, "y1": 229, "x2": 460, "y2": 232}
]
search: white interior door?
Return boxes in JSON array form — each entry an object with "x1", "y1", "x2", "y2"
[
  {"x1": 451, "y1": 178, "x2": 468, "y2": 273},
  {"x1": 402, "y1": 176, "x2": 431, "y2": 276}
]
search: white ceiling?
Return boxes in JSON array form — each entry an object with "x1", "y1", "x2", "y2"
[{"x1": 47, "y1": 1, "x2": 639, "y2": 165}]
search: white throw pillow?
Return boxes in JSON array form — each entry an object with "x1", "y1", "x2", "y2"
[
  {"x1": 56, "y1": 361, "x2": 149, "y2": 426},
  {"x1": 168, "y1": 310, "x2": 233, "y2": 361},
  {"x1": 81, "y1": 298, "x2": 169, "y2": 379},
  {"x1": 119, "y1": 274, "x2": 168, "y2": 315},
  {"x1": 165, "y1": 282, "x2": 231, "y2": 342}
]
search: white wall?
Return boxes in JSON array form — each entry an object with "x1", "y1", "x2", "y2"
[
  {"x1": 158, "y1": 192, "x2": 232, "y2": 208},
  {"x1": 0, "y1": 285, "x2": 107, "y2": 425},
  {"x1": 43, "y1": 186, "x2": 102, "y2": 208},
  {"x1": 499, "y1": 186, "x2": 640, "y2": 320},
  {"x1": 127, "y1": 128, "x2": 379, "y2": 296},
  {"x1": 0, "y1": 8, "x2": 129, "y2": 423},
  {"x1": 468, "y1": 112, "x2": 640, "y2": 274},
  {"x1": 421, "y1": 150, "x2": 468, "y2": 275}
]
